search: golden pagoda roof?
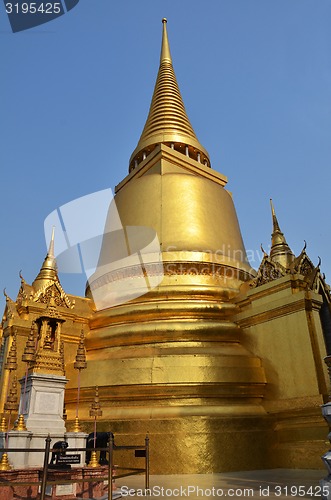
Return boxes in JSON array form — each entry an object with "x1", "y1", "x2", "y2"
[{"x1": 129, "y1": 19, "x2": 210, "y2": 171}]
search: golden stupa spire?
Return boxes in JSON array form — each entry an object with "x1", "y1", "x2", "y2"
[
  {"x1": 129, "y1": 19, "x2": 210, "y2": 171},
  {"x1": 269, "y1": 199, "x2": 294, "y2": 269},
  {"x1": 32, "y1": 226, "x2": 58, "y2": 290}
]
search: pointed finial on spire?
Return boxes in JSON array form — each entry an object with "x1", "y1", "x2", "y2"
[
  {"x1": 160, "y1": 18, "x2": 172, "y2": 64},
  {"x1": 48, "y1": 226, "x2": 55, "y2": 259},
  {"x1": 270, "y1": 199, "x2": 281, "y2": 233}
]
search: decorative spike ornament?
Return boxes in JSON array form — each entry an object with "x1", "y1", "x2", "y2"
[
  {"x1": 74, "y1": 331, "x2": 87, "y2": 370},
  {"x1": 89, "y1": 386, "x2": 102, "y2": 418},
  {"x1": 73, "y1": 330, "x2": 87, "y2": 432},
  {"x1": 88, "y1": 386, "x2": 102, "y2": 466}
]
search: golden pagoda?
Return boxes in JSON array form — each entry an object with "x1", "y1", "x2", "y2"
[{"x1": 0, "y1": 19, "x2": 330, "y2": 473}]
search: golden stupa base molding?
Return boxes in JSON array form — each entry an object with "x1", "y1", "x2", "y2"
[{"x1": 62, "y1": 408, "x2": 327, "y2": 474}]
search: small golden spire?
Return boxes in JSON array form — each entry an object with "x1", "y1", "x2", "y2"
[
  {"x1": 72, "y1": 416, "x2": 82, "y2": 433},
  {"x1": 88, "y1": 450, "x2": 99, "y2": 468},
  {"x1": 32, "y1": 226, "x2": 58, "y2": 291},
  {"x1": 14, "y1": 414, "x2": 27, "y2": 431},
  {"x1": 269, "y1": 199, "x2": 294, "y2": 269},
  {"x1": 129, "y1": 19, "x2": 210, "y2": 171},
  {"x1": 0, "y1": 453, "x2": 12, "y2": 471}
]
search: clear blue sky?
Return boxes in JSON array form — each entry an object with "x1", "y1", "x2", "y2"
[{"x1": 1, "y1": 0, "x2": 331, "y2": 308}]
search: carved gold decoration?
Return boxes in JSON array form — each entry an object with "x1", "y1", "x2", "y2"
[
  {"x1": 34, "y1": 282, "x2": 72, "y2": 308},
  {"x1": 29, "y1": 316, "x2": 65, "y2": 375},
  {"x1": 253, "y1": 204, "x2": 328, "y2": 294}
]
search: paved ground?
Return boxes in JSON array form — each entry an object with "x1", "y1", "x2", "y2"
[{"x1": 85, "y1": 469, "x2": 329, "y2": 499}]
